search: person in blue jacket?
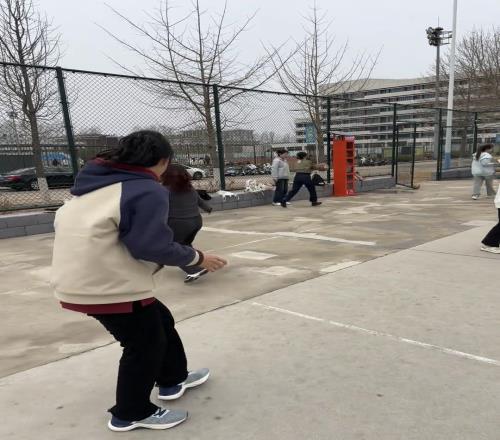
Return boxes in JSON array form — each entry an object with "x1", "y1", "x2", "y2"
[{"x1": 52, "y1": 131, "x2": 227, "y2": 432}]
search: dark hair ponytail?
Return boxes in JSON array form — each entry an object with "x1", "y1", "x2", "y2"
[
  {"x1": 475, "y1": 143, "x2": 493, "y2": 161},
  {"x1": 96, "y1": 130, "x2": 173, "y2": 167}
]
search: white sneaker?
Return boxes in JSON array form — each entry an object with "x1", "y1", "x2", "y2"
[
  {"x1": 472, "y1": 195, "x2": 479, "y2": 200},
  {"x1": 480, "y1": 245, "x2": 500, "y2": 254},
  {"x1": 184, "y1": 269, "x2": 208, "y2": 284},
  {"x1": 272, "y1": 203, "x2": 281, "y2": 206}
]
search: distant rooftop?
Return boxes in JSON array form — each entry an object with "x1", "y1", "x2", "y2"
[{"x1": 322, "y1": 76, "x2": 435, "y2": 95}]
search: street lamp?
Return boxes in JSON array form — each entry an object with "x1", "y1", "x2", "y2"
[
  {"x1": 426, "y1": 26, "x2": 452, "y2": 158},
  {"x1": 444, "y1": 0, "x2": 458, "y2": 170}
]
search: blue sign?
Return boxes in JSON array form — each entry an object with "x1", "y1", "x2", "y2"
[{"x1": 304, "y1": 124, "x2": 316, "y2": 144}]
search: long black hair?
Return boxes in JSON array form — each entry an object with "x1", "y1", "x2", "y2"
[
  {"x1": 96, "y1": 130, "x2": 173, "y2": 167},
  {"x1": 161, "y1": 164, "x2": 192, "y2": 193},
  {"x1": 475, "y1": 143, "x2": 493, "y2": 161}
]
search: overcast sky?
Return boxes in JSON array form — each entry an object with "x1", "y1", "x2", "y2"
[{"x1": 40, "y1": 0, "x2": 500, "y2": 80}]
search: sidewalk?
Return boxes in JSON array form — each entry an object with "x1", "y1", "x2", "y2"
[{"x1": 2, "y1": 221, "x2": 500, "y2": 439}]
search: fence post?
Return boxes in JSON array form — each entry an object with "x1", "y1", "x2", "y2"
[
  {"x1": 55, "y1": 67, "x2": 79, "y2": 177},
  {"x1": 411, "y1": 123, "x2": 417, "y2": 188},
  {"x1": 472, "y1": 112, "x2": 479, "y2": 153},
  {"x1": 326, "y1": 97, "x2": 332, "y2": 183},
  {"x1": 391, "y1": 104, "x2": 397, "y2": 177},
  {"x1": 212, "y1": 84, "x2": 225, "y2": 191},
  {"x1": 436, "y1": 108, "x2": 443, "y2": 181}
]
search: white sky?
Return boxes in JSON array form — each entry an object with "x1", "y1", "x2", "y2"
[{"x1": 39, "y1": 0, "x2": 500, "y2": 80}]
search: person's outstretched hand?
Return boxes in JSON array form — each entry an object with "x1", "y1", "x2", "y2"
[{"x1": 200, "y1": 254, "x2": 227, "y2": 272}]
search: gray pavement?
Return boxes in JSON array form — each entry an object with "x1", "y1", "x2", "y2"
[{"x1": 1, "y1": 179, "x2": 500, "y2": 439}]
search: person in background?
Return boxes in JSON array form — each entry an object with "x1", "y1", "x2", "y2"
[
  {"x1": 480, "y1": 184, "x2": 500, "y2": 253},
  {"x1": 271, "y1": 148, "x2": 290, "y2": 206},
  {"x1": 281, "y1": 151, "x2": 322, "y2": 208},
  {"x1": 471, "y1": 144, "x2": 497, "y2": 200},
  {"x1": 161, "y1": 164, "x2": 213, "y2": 283},
  {"x1": 51, "y1": 131, "x2": 227, "y2": 432}
]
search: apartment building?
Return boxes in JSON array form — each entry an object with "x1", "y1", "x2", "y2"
[{"x1": 295, "y1": 77, "x2": 499, "y2": 157}]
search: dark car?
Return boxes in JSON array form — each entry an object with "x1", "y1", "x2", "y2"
[
  {"x1": 0, "y1": 167, "x2": 74, "y2": 191},
  {"x1": 224, "y1": 166, "x2": 244, "y2": 177}
]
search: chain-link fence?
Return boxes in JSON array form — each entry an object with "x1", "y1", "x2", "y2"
[{"x1": 0, "y1": 61, "x2": 498, "y2": 211}]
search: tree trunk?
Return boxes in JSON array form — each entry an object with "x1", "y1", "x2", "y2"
[
  {"x1": 20, "y1": 65, "x2": 50, "y2": 203},
  {"x1": 314, "y1": 98, "x2": 325, "y2": 163},
  {"x1": 204, "y1": 87, "x2": 223, "y2": 189}
]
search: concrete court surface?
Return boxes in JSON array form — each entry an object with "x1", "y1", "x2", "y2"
[
  {"x1": 1, "y1": 179, "x2": 500, "y2": 438},
  {"x1": 1, "y1": 179, "x2": 498, "y2": 377},
  {"x1": 2, "y1": 217, "x2": 500, "y2": 438}
]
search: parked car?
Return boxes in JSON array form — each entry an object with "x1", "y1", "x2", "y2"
[
  {"x1": 224, "y1": 166, "x2": 244, "y2": 177},
  {"x1": 0, "y1": 167, "x2": 74, "y2": 191},
  {"x1": 178, "y1": 164, "x2": 206, "y2": 180}
]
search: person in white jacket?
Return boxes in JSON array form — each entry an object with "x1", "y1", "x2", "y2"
[
  {"x1": 471, "y1": 144, "x2": 497, "y2": 200},
  {"x1": 481, "y1": 187, "x2": 500, "y2": 253}
]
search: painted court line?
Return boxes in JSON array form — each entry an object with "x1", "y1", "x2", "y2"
[
  {"x1": 205, "y1": 237, "x2": 278, "y2": 253},
  {"x1": 252, "y1": 302, "x2": 500, "y2": 367},
  {"x1": 321, "y1": 261, "x2": 361, "y2": 273},
  {"x1": 203, "y1": 227, "x2": 375, "y2": 246}
]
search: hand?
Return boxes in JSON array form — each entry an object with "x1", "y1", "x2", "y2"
[{"x1": 200, "y1": 254, "x2": 227, "y2": 272}]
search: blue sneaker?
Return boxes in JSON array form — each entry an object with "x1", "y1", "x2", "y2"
[
  {"x1": 158, "y1": 368, "x2": 210, "y2": 401},
  {"x1": 108, "y1": 407, "x2": 188, "y2": 432}
]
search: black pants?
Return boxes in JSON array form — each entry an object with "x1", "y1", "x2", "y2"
[
  {"x1": 482, "y1": 209, "x2": 500, "y2": 247},
  {"x1": 91, "y1": 301, "x2": 188, "y2": 421},
  {"x1": 284, "y1": 173, "x2": 317, "y2": 203},
  {"x1": 168, "y1": 215, "x2": 203, "y2": 275},
  {"x1": 273, "y1": 179, "x2": 289, "y2": 203}
]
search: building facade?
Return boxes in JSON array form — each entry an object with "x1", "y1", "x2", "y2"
[{"x1": 295, "y1": 77, "x2": 499, "y2": 158}]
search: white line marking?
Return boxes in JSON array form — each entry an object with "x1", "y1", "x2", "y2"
[
  {"x1": 231, "y1": 251, "x2": 277, "y2": 260},
  {"x1": 462, "y1": 220, "x2": 496, "y2": 227},
  {"x1": 203, "y1": 227, "x2": 375, "y2": 246},
  {"x1": 205, "y1": 237, "x2": 278, "y2": 253},
  {"x1": 321, "y1": 261, "x2": 361, "y2": 273},
  {"x1": 252, "y1": 302, "x2": 500, "y2": 367},
  {"x1": 252, "y1": 266, "x2": 300, "y2": 276}
]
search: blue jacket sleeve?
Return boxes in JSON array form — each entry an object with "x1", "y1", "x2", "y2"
[{"x1": 119, "y1": 180, "x2": 200, "y2": 267}]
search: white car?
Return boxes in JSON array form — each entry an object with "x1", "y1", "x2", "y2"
[{"x1": 183, "y1": 165, "x2": 206, "y2": 180}]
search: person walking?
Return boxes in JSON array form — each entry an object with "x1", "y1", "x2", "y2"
[
  {"x1": 471, "y1": 144, "x2": 497, "y2": 200},
  {"x1": 281, "y1": 151, "x2": 322, "y2": 208},
  {"x1": 480, "y1": 184, "x2": 500, "y2": 253},
  {"x1": 271, "y1": 149, "x2": 290, "y2": 206},
  {"x1": 51, "y1": 131, "x2": 227, "y2": 432},
  {"x1": 161, "y1": 164, "x2": 213, "y2": 283}
]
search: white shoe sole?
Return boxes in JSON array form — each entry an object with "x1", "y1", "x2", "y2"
[
  {"x1": 108, "y1": 415, "x2": 188, "y2": 431},
  {"x1": 184, "y1": 269, "x2": 209, "y2": 284},
  {"x1": 480, "y1": 246, "x2": 500, "y2": 254},
  {"x1": 158, "y1": 371, "x2": 210, "y2": 401}
]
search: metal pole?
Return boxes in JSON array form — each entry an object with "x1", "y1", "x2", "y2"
[
  {"x1": 212, "y1": 84, "x2": 226, "y2": 190},
  {"x1": 437, "y1": 108, "x2": 443, "y2": 180},
  {"x1": 391, "y1": 104, "x2": 397, "y2": 177},
  {"x1": 433, "y1": 43, "x2": 441, "y2": 157},
  {"x1": 326, "y1": 97, "x2": 332, "y2": 183},
  {"x1": 55, "y1": 67, "x2": 79, "y2": 177},
  {"x1": 444, "y1": 0, "x2": 458, "y2": 169},
  {"x1": 472, "y1": 112, "x2": 478, "y2": 153},
  {"x1": 411, "y1": 124, "x2": 417, "y2": 188},
  {"x1": 396, "y1": 125, "x2": 400, "y2": 182}
]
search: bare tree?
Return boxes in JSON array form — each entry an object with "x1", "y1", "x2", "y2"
[
  {"x1": 267, "y1": 4, "x2": 378, "y2": 162},
  {"x1": 440, "y1": 28, "x2": 500, "y2": 112},
  {"x1": 102, "y1": 0, "x2": 283, "y2": 168},
  {"x1": 0, "y1": 0, "x2": 60, "y2": 196},
  {"x1": 439, "y1": 28, "x2": 500, "y2": 153}
]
